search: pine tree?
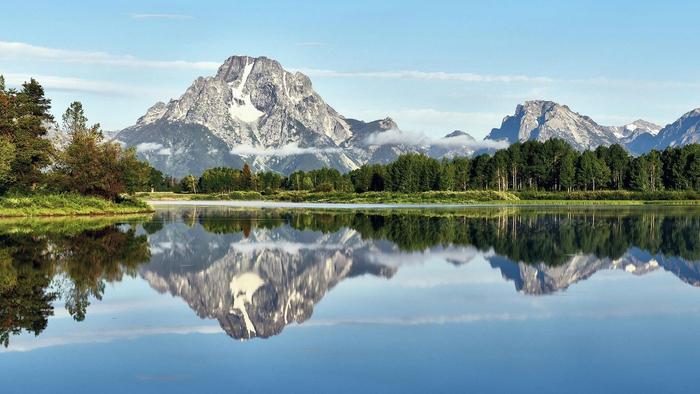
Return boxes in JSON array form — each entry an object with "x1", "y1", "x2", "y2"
[
  {"x1": 62, "y1": 101, "x2": 89, "y2": 134},
  {"x1": 559, "y1": 150, "x2": 576, "y2": 192},
  {"x1": 242, "y1": 163, "x2": 255, "y2": 191},
  {"x1": 8, "y1": 79, "x2": 54, "y2": 191}
]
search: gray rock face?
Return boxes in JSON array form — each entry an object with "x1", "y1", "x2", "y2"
[
  {"x1": 116, "y1": 55, "x2": 415, "y2": 177},
  {"x1": 654, "y1": 108, "x2": 700, "y2": 149},
  {"x1": 617, "y1": 120, "x2": 663, "y2": 155},
  {"x1": 428, "y1": 130, "x2": 481, "y2": 158},
  {"x1": 488, "y1": 249, "x2": 700, "y2": 295},
  {"x1": 483, "y1": 100, "x2": 696, "y2": 154},
  {"x1": 486, "y1": 100, "x2": 620, "y2": 151},
  {"x1": 140, "y1": 221, "x2": 397, "y2": 340}
]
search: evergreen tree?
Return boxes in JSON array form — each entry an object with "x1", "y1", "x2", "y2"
[
  {"x1": 559, "y1": 150, "x2": 577, "y2": 192},
  {"x1": 452, "y1": 157, "x2": 471, "y2": 191},
  {"x1": 61, "y1": 101, "x2": 88, "y2": 134},
  {"x1": 241, "y1": 163, "x2": 255, "y2": 191},
  {"x1": 8, "y1": 79, "x2": 53, "y2": 191},
  {"x1": 577, "y1": 151, "x2": 609, "y2": 190}
]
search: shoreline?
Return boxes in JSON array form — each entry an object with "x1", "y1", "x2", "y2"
[
  {"x1": 148, "y1": 199, "x2": 700, "y2": 209},
  {"x1": 0, "y1": 194, "x2": 155, "y2": 218}
]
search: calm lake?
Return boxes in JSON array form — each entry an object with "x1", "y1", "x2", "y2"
[{"x1": 2, "y1": 204, "x2": 700, "y2": 393}]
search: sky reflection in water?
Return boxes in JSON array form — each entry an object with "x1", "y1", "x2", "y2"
[{"x1": 2, "y1": 206, "x2": 700, "y2": 393}]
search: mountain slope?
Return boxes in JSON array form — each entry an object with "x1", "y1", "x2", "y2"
[
  {"x1": 485, "y1": 100, "x2": 620, "y2": 151},
  {"x1": 654, "y1": 108, "x2": 700, "y2": 149},
  {"x1": 116, "y1": 55, "x2": 399, "y2": 177}
]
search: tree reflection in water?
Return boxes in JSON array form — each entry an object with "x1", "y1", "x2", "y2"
[
  {"x1": 0, "y1": 218, "x2": 151, "y2": 347},
  {"x1": 3, "y1": 206, "x2": 700, "y2": 345}
]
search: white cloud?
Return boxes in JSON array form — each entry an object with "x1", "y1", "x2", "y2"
[
  {"x1": 130, "y1": 13, "x2": 193, "y2": 20},
  {"x1": 432, "y1": 135, "x2": 509, "y2": 150},
  {"x1": 299, "y1": 312, "x2": 552, "y2": 327},
  {"x1": 361, "y1": 125, "x2": 508, "y2": 150},
  {"x1": 231, "y1": 240, "x2": 346, "y2": 255},
  {"x1": 4, "y1": 325, "x2": 221, "y2": 353},
  {"x1": 301, "y1": 68, "x2": 700, "y2": 90},
  {"x1": 300, "y1": 68, "x2": 553, "y2": 83},
  {"x1": 230, "y1": 142, "x2": 341, "y2": 157},
  {"x1": 3, "y1": 72, "x2": 145, "y2": 96},
  {"x1": 0, "y1": 41, "x2": 219, "y2": 70},
  {"x1": 362, "y1": 128, "x2": 428, "y2": 146},
  {"x1": 136, "y1": 142, "x2": 171, "y2": 154}
]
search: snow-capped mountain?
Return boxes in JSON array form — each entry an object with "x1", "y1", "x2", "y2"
[
  {"x1": 654, "y1": 108, "x2": 700, "y2": 149},
  {"x1": 485, "y1": 100, "x2": 621, "y2": 151},
  {"x1": 117, "y1": 55, "x2": 700, "y2": 177},
  {"x1": 116, "y1": 55, "x2": 405, "y2": 177},
  {"x1": 483, "y1": 100, "x2": 687, "y2": 154},
  {"x1": 428, "y1": 130, "x2": 481, "y2": 158},
  {"x1": 616, "y1": 119, "x2": 663, "y2": 155},
  {"x1": 488, "y1": 249, "x2": 700, "y2": 295}
]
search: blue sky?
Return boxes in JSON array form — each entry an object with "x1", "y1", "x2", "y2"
[{"x1": 1, "y1": 0, "x2": 699, "y2": 139}]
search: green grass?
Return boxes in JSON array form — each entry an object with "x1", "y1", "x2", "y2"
[
  {"x1": 0, "y1": 214, "x2": 151, "y2": 234},
  {"x1": 140, "y1": 190, "x2": 520, "y2": 204},
  {"x1": 139, "y1": 189, "x2": 700, "y2": 205},
  {"x1": 0, "y1": 194, "x2": 154, "y2": 217}
]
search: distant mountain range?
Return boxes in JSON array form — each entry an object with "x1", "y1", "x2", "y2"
[
  {"x1": 140, "y1": 209, "x2": 700, "y2": 340},
  {"x1": 113, "y1": 55, "x2": 700, "y2": 176}
]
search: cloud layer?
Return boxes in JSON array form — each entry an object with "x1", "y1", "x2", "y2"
[
  {"x1": 3, "y1": 72, "x2": 144, "y2": 96},
  {"x1": 0, "y1": 41, "x2": 219, "y2": 70},
  {"x1": 230, "y1": 142, "x2": 341, "y2": 157}
]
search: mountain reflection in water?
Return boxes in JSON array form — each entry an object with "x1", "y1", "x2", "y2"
[{"x1": 2, "y1": 206, "x2": 700, "y2": 346}]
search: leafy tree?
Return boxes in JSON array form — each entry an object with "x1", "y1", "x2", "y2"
[
  {"x1": 180, "y1": 175, "x2": 198, "y2": 193},
  {"x1": 54, "y1": 102, "x2": 149, "y2": 200}
]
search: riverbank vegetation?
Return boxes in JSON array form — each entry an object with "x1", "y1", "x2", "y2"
[
  {"x1": 163, "y1": 138, "x2": 700, "y2": 202},
  {"x1": 0, "y1": 76, "x2": 158, "y2": 215}
]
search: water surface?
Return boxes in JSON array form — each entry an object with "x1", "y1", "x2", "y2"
[{"x1": 2, "y1": 205, "x2": 700, "y2": 393}]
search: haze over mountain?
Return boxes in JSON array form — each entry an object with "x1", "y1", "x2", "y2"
[
  {"x1": 114, "y1": 55, "x2": 700, "y2": 177},
  {"x1": 115, "y1": 55, "x2": 495, "y2": 177}
]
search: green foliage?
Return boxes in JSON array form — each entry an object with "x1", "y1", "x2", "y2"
[
  {"x1": 0, "y1": 80, "x2": 157, "y2": 209},
  {"x1": 1, "y1": 78, "x2": 53, "y2": 192},
  {"x1": 0, "y1": 194, "x2": 151, "y2": 217},
  {"x1": 53, "y1": 102, "x2": 150, "y2": 200},
  {"x1": 0, "y1": 137, "x2": 15, "y2": 185},
  {"x1": 199, "y1": 167, "x2": 242, "y2": 193},
  {"x1": 0, "y1": 219, "x2": 150, "y2": 346},
  {"x1": 180, "y1": 175, "x2": 198, "y2": 193}
]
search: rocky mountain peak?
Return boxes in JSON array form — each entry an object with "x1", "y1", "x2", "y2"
[
  {"x1": 117, "y1": 54, "x2": 411, "y2": 176},
  {"x1": 654, "y1": 107, "x2": 700, "y2": 149},
  {"x1": 487, "y1": 100, "x2": 618, "y2": 151},
  {"x1": 444, "y1": 130, "x2": 474, "y2": 139}
]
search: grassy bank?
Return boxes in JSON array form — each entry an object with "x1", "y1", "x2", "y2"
[
  {"x1": 0, "y1": 194, "x2": 154, "y2": 217},
  {"x1": 139, "y1": 190, "x2": 700, "y2": 205}
]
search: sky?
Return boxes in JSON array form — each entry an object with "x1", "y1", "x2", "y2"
[{"x1": 1, "y1": 0, "x2": 699, "y2": 139}]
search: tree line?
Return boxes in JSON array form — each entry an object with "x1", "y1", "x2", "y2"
[
  {"x1": 177, "y1": 207, "x2": 700, "y2": 263},
  {"x1": 176, "y1": 138, "x2": 700, "y2": 194},
  {"x1": 0, "y1": 76, "x2": 161, "y2": 201}
]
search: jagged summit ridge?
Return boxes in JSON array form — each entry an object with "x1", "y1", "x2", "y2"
[
  {"x1": 117, "y1": 55, "x2": 402, "y2": 176},
  {"x1": 654, "y1": 107, "x2": 700, "y2": 149},
  {"x1": 486, "y1": 100, "x2": 620, "y2": 151}
]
